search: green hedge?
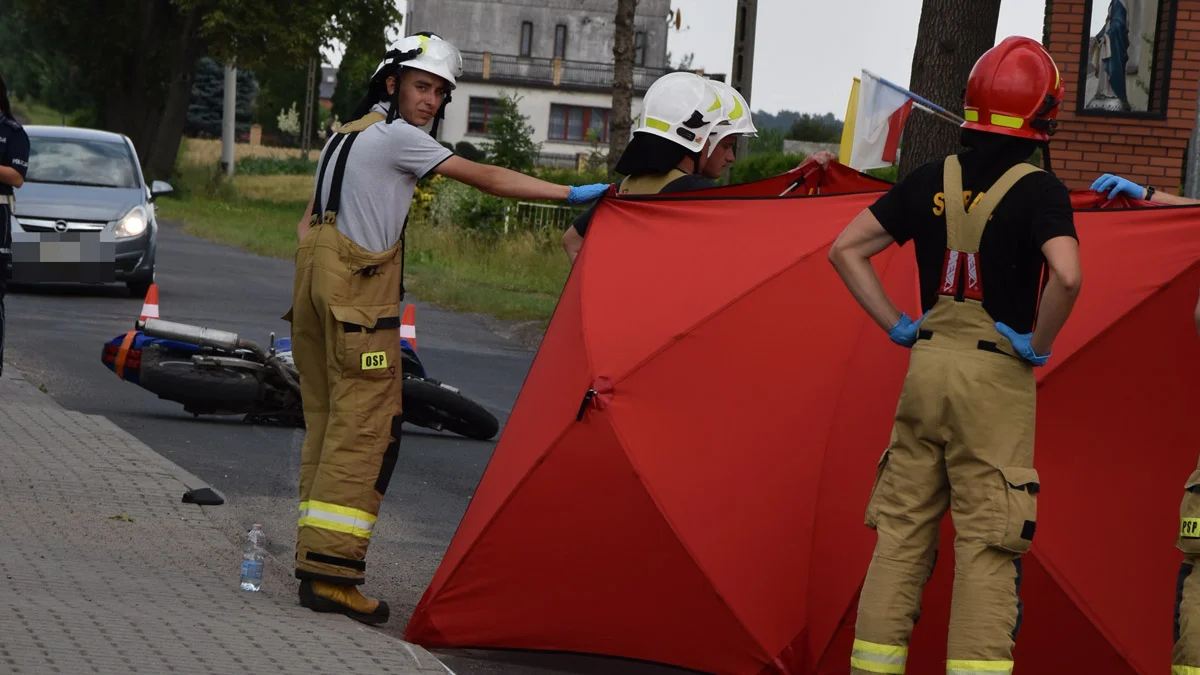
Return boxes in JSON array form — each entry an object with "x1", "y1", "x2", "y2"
[{"x1": 235, "y1": 156, "x2": 319, "y2": 176}]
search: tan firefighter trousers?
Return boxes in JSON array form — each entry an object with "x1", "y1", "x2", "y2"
[
  {"x1": 1174, "y1": 453, "x2": 1200, "y2": 673},
  {"x1": 851, "y1": 158, "x2": 1042, "y2": 675}
]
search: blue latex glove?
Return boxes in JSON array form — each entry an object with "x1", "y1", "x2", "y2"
[
  {"x1": 995, "y1": 322, "x2": 1051, "y2": 366},
  {"x1": 567, "y1": 183, "x2": 611, "y2": 204},
  {"x1": 888, "y1": 313, "x2": 926, "y2": 348},
  {"x1": 1090, "y1": 173, "x2": 1145, "y2": 200}
]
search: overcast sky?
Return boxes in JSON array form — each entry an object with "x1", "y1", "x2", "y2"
[
  {"x1": 665, "y1": 0, "x2": 1050, "y2": 116},
  {"x1": 323, "y1": 0, "x2": 1053, "y2": 117}
]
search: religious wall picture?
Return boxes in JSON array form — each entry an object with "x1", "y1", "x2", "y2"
[{"x1": 1083, "y1": 0, "x2": 1165, "y2": 113}]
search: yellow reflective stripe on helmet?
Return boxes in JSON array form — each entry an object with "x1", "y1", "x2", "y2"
[
  {"x1": 946, "y1": 660, "x2": 1014, "y2": 674},
  {"x1": 729, "y1": 95, "x2": 744, "y2": 121},
  {"x1": 708, "y1": 94, "x2": 723, "y2": 112},
  {"x1": 645, "y1": 117, "x2": 671, "y2": 132},
  {"x1": 1172, "y1": 666, "x2": 1200, "y2": 675},
  {"x1": 297, "y1": 500, "x2": 376, "y2": 540},
  {"x1": 850, "y1": 640, "x2": 907, "y2": 674},
  {"x1": 989, "y1": 114, "x2": 1025, "y2": 130},
  {"x1": 963, "y1": 109, "x2": 979, "y2": 122}
]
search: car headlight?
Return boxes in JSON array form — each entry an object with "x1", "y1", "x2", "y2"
[{"x1": 115, "y1": 205, "x2": 148, "y2": 239}]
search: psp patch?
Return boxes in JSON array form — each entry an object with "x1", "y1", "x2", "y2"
[
  {"x1": 1183, "y1": 518, "x2": 1200, "y2": 539},
  {"x1": 361, "y1": 351, "x2": 389, "y2": 370}
]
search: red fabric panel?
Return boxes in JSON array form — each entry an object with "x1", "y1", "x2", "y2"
[
  {"x1": 408, "y1": 415, "x2": 769, "y2": 674},
  {"x1": 408, "y1": 266, "x2": 594, "y2": 613},
  {"x1": 407, "y1": 189, "x2": 1200, "y2": 675}
]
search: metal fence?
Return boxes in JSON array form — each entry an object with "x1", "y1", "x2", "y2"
[
  {"x1": 461, "y1": 51, "x2": 666, "y2": 94},
  {"x1": 503, "y1": 201, "x2": 586, "y2": 234}
]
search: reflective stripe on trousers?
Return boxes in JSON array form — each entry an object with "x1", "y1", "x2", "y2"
[
  {"x1": 298, "y1": 500, "x2": 376, "y2": 540},
  {"x1": 946, "y1": 659, "x2": 1014, "y2": 674},
  {"x1": 850, "y1": 639, "x2": 907, "y2": 674}
]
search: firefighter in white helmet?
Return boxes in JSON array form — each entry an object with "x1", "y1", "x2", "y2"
[
  {"x1": 287, "y1": 32, "x2": 609, "y2": 625},
  {"x1": 562, "y1": 71, "x2": 730, "y2": 264}
]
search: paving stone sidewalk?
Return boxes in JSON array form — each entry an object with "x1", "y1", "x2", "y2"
[{"x1": 0, "y1": 368, "x2": 451, "y2": 675}]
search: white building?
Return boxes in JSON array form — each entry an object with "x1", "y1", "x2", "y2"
[{"x1": 404, "y1": 0, "x2": 680, "y2": 167}]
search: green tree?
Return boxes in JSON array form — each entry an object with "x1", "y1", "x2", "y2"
[
  {"x1": 252, "y1": 53, "x2": 323, "y2": 143},
  {"x1": 9, "y1": 0, "x2": 401, "y2": 179},
  {"x1": 330, "y1": 7, "x2": 393, "y2": 123},
  {"x1": 185, "y1": 57, "x2": 258, "y2": 138},
  {"x1": 748, "y1": 127, "x2": 784, "y2": 156},
  {"x1": 483, "y1": 93, "x2": 541, "y2": 171},
  {"x1": 785, "y1": 113, "x2": 843, "y2": 143}
]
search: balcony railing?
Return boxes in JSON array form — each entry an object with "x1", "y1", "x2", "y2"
[{"x1": 460, "y1": 51, "x2": 668, "y2": 94}]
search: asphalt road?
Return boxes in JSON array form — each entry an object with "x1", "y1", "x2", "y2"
[{"x1": 3, "y1": 222, "x2": 693, "y2": 675}]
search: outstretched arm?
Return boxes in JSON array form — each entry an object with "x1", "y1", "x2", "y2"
[
  {"x1": 434, "y1": 156, "x2": 571, "y2": 201},
  {"x1": 828, "y1": 208, "x2": 900, "y2": 332}
]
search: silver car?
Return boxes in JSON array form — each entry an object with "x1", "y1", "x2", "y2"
[{"x1": 8, "y1": 125, "x2": 173, "y2": 297}]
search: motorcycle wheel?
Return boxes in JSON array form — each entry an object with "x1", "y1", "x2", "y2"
[{"x1": 402, "y1": 377, "x2": 500, "y2": 441}]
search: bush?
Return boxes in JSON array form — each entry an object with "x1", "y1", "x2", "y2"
[
  {"x1": 428, "y1": 177, "x2": 509, "y2": 236},
  {"x1": 728, "y1": 153, "x2": 808, "y2": 185},
  {"x1": 455, "y1": 141, "x2": 486, "y2": 162},
  {"x1": 865, "y1": 165, "x2": 899, "y2": 183},
  {"x1": 483, "y1": 92, "x2": 542, "y2": 171},
  {"x1": 235, "y1": 155, "x2": 318, "y2": 176}
]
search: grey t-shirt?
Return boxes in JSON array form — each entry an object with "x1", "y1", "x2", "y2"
[{"x1": 312, "y1": 103, "x2": 453, "y2": 252}]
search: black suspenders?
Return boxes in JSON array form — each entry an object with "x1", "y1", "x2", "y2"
[
  {"x1": 308, "y1": 129, "x2": 407, "y2": 301},
  {"x1": 311, "y1": 131, "x2": 363, "y2": 224}
]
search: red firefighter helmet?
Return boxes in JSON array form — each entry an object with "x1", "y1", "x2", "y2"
[{"x1": 962, "y1": 36, "x2": 1064, "y2": 142}]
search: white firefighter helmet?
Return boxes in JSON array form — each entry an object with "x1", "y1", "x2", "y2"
[
  {"x1": 706, "y1": 80, "x2": 757, "y2": 157},
  {"x1": 633, "y1": 72, "x2": 729, "y2": 155},
  {"x1": 372, "y1": 33, "x2": 464, "y2": 89}
]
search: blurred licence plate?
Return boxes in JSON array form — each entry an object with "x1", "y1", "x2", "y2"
[{"x1": 10, "y1": 232, "x2": 117, "y2": 283}]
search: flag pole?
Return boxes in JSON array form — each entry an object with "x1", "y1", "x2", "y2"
[{"x1": 864, "y1": 69, "x2": 966, "y2": 125}]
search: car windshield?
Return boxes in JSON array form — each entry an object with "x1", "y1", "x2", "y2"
[{"x1": 25, "y1": 137, "x2": 140, "y2": 189}]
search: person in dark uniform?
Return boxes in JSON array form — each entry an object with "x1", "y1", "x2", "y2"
[
  {"x1": 829, "y1": 37, "x2": 1082, "y2": 674},
  {"x1": 0, "y1": 73, "x2": 31, "y2": 377}
]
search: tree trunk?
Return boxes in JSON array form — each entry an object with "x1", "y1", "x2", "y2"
[
  {"x1": 146, "y1": 6, "x2": 205, "y2": 180},
  {"x1": 897, "y1": 0, "x2": 1001, "y2": 179},
  {"x1": 607, "y1": 0, "x2": 638, "y2": 177}
]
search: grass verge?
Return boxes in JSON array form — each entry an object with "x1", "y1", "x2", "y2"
[{"x1": 156, "y1": 167, "x2": 568, "y2": 324}]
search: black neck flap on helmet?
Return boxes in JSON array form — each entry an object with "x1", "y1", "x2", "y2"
[{"x1": 1029, "y1": 93, "x2": 1061, "y2": 176}]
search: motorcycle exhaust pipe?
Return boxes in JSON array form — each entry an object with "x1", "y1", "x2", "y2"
[{"x1": 138, "y1": 318, "x2": 241, "y2": 352}]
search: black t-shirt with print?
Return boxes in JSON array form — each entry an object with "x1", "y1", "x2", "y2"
[
  {"x1": 868, "y1": 150, "x2": 1077, "y2": 334},
  {"x1": 571, "y1": 173, "x2": 716, "y2": 237}
]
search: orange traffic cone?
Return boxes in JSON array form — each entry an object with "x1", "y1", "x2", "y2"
[
  {"x1": 401, "y1": 304, "x2": 416, "y2": 351},
  {"x1": 139, "y1": 284, "x2": 160, "y2": 321}
]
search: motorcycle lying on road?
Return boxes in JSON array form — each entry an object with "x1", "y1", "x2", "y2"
[{"x1": 100, "y1": 310, "x2": 500, "y2": 441}]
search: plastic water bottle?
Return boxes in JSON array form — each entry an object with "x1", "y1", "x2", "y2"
[{"x1": 240, "y1": 524, "x2": 265, "y2": 591}]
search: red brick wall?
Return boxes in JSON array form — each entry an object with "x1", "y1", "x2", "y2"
[{"x1": 1045, "y1": 0, "x2": 1199, "y2": 190}]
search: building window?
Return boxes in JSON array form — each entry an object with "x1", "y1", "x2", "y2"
[
  {"x1": 554, "y1": 24, "x2": 568, "y2": 59},
  {"x1": 468, "y1": 97, "x2": 498, "y2": 135},
  {"x1": 520, "y1": 21, "x2": 534, "y2": 57},
  {"x1": 549, "y1": 104, "x2": 610, "y2": 143},
  {"x1": 634, "y1": 31, "x2": 646, "y2": 66}
]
